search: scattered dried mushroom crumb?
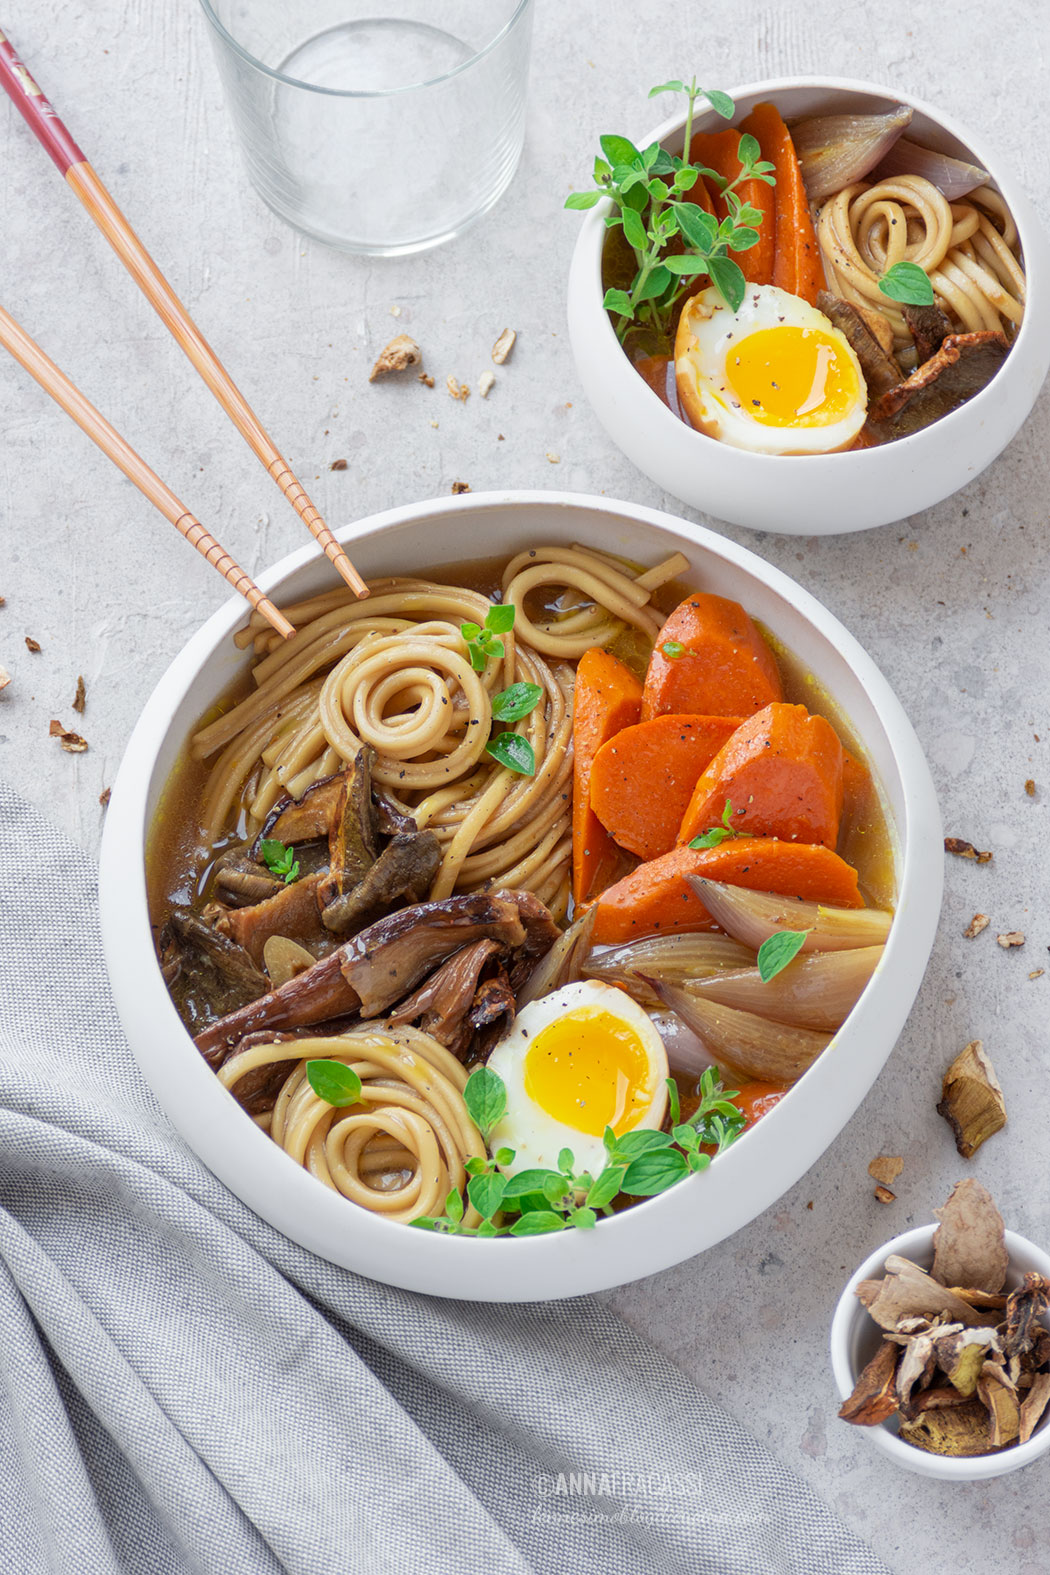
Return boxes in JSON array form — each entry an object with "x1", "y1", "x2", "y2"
[
  {"x1": 329, "y1": 458, "x2": 348, "y2": 471},
  {"x1": 369, "y1": 334, "x2": 422, "y2": 381},
  {"x1": 0, "y1": 664, "x2": 10, "y2": 692},
  {"x1": 418, "y1": 372, "x2": 435, "y2": 388},
  {"x1": 839, "y1": 1182, "x2": 1050, "y2": 1456},
  {"x1": 446, "y1": 376, "x2": 470, "y2": 402},
  {"x1": 869, "y1": 1156, "x2": 904, "y2": 1187},
  {"x1": 944, "y1": 837, "x2": 992, "y2": 862},
  {"x1": 545, "y1": 451, "x2": 561, "y2": 464},
  {"x1": 478, "y1": 370, "x2": 495, "y2": 398},
  {"x1": 937, "y1": 1040, "x2": 1005, "y2": 1159},
  {"x1": 874, "y1": 1184, "x2": 896, "y2": 1204},
  {"x1": 25, "y1": 636, "x2": 41, "y2": 653},
  {"x1": 963, "y1": 912, "x2": 990, "y2": 939},
  {"x1": 491, "y1": 328, "x2": 516, "y2": 365},
  {"x1": 72, "y1": 675, "x2": 86, "y2": 713},
  {"x1": 1024, "y1": 779, "x2": 1036, "y2": 797},
  {"x1": 997, "y1": 931, "x2": 1025, "y2": 949},
  {"x1": 451, "y1": 481, "x2": 471, "y2": 495},
  {"x1": 1030, "y1": 969, "x2": 1045, "y2": 981},
  {"x1": 99, "y1": 787, "x2": 111, "y2": 809},
  {"x1": 49, "y1": 719, "x2": 87, "y2": 753}
]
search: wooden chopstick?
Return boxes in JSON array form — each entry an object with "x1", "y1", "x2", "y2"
[
  {"x1": 0, "y1": 25, "x2": 369, "y2": 600},
  {"x1": 0, "y1": 301, "x2": 295, "y2": 641}
]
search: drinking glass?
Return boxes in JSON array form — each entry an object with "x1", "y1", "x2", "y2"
[{"x1": 199, "y1": 0, "x2": 534, "y2": 255}]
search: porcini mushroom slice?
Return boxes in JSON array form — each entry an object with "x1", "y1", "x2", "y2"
[
  {"x1": 860, "y1": 1256, "x2": 988, "y2": 1331},
  {"x1": 1019, "y1": 1373, "x2": 1050, "y2": 1443},
  {"x1": 933, "y1": 1327, "x2": 1002, "y2": 1397},
  {"x1": 937, "y1": 1039, "x2": 1006, "y2": 1158},
  {"x1": 838, "y1": 1339, "x2": 900, "y2": 1426},
  {"x1": 687, "y1": 877, "x2": 892, "y2": 953},
  {"x1": 976, "y1": 1363, "x2": 1021, "y2": 1448},
  {"x1": 646, "y1": 979, "x2": 830, "y2": 1084},
  {"x1": 931, "y1": 1178, "x2": 1009, "y2": 1294},
  {"x1": 685, "y1": 945, "x2": 883, "y2": 1031},
  {"x1": 899, "y1": 1399, "x2": 994, "y2": 1456}
]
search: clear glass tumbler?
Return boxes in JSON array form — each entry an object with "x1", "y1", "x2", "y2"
[{"x1": 199, "y1": 0, "x2": 534, "y2": 255}]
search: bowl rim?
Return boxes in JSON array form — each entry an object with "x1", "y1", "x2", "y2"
[
  {"x1": 568, "y1": 72, "x2": 1043, "y2": 466},
  {"x1": 99, "y1": 488, "x2": 943, "y2": 1300},
  {"x1": 830, "y1": 1221, "x2": 1050, "y2": 1475}
]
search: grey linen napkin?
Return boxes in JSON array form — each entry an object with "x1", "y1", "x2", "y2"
[{"x1": 0, "y1": 783, "x2": 888, "y2": 1575}]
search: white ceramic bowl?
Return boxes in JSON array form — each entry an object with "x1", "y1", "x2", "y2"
[
  {"x1": 831, "y1": 1223, "x2": 1050, "y2": 1479},
  {"x1": 99, "y1": 491, "x2": 942, "y2": 1300},
  {"x1": 567, "y1": 77, "x2": 1050, "y2": 534}
]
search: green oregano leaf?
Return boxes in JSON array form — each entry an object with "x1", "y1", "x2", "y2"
[
  {"x1": 467, "y1": 1170, "x2": 507, "y2": 1222},
  {"x1": 463, "y1": 1066, "x2": 507, "y2": 1140},
  {"x1": 707, "y1": 254, "x2": 746, "y2": 312},
  {"x1": 305, "y1": 1060, "x2": 362, "y2": 1107},
  {"x1": 490, "y1": 682, "x2": 543, "y2": 723},
  {"x1": 445, "y1": 1188, "x2": 465, "y2": 1225},
  {"x1": 485, "y1": 733, "x2": 536, "y2": 776},
  {"x1": 564, "y1": 189, "x2": 603, "y2": 210},
  {"x1": 879, "y1": 260, "x2": 935, "y2": 306},
  {"x1": 621, "y1": 1147, "x2": 690, "y2": 1197},
  {"x1": 756, "y1": 928, "x2": 811, "y2": 982},
  {"x1": 508, "y1": 1210, "x2": 568, "y2": 1236}
]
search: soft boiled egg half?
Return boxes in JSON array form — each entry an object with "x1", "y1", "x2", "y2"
[
  {"x1": 675, "y1": 283, "x2": 868, "y2": 455},
  {"x1": 486, "y1": 979, "x2": 669, "y2": 1179}
]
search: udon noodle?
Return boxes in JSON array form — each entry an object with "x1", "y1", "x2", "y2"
[
  {"x1": 219, "y1": 1026, "x2": 486, "y2": 1224},
  {"x1": 192, "y1": 544, "x2": 686, "y2": 922},
  {"x1": 818, "y1": 176, "x2": 1025, "y2": 354}
]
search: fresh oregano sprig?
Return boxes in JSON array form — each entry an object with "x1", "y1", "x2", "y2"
[
  {"x1": 565, "y1": 79, "x2": 776, "y2": 340},
  {"x1": 411, "y1": 1067, "x2": 747, "y2": 1235},
  {"x1": 879, "y1": 260, "x2": 935, "y2": 307},
  {"x1": 756, "y1": 928, "x2": 810, "y2": 982},
  {"x1": 259, "y1": 837, "x2": 299, "y2": 883},
  {"x1": 460, "y1": 602, "x2": 515, "y2": 672},
  {"x1": 688, "y1": 798, "x2": 745, "y2": 851}
]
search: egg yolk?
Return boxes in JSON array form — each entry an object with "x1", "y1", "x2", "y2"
[
  {"x1": 724, "y1": 326, "x2": 859, "y2": 428},
  {"x1": 523, "y1": 1009, "x2": 652, "y2": 1137}
]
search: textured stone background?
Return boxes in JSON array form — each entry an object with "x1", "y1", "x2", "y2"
[{"x1": 1, "y1": 2, "x2": 1047, "y2": 1567}]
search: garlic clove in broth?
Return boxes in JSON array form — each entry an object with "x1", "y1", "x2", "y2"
[{"x1": 790, "y1": 106, "x2": 913, "y2": 203}]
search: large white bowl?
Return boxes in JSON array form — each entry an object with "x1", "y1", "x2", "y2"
[
  {"x1": 99, "y1": 491, "x2": 942, "y2": 1300},
  {"x1": 831, "y1": 1224, "x2": 1050, "y2": 1479},
  {"x1": 567, "y1": 77, "x2": 1050, "y2": 534}
]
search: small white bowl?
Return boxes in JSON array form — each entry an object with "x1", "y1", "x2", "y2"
[
  {"x1": 100, "y1": 490, "x2": 942, "y2": 1301},
  {"x1": 567, "y1": 76, "x2": 1050, "y2": 534},
  {"x1": 831, "y1": 1223, "x2": 1050, "y2": 1479}
]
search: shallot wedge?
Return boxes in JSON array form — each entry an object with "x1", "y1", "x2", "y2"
[
  {"x1": 685, "y1": 944, "x2": 884, "y2": 1031},
  {"x1": 687, "y1": 876, "x2": 892, "y2": 953},
  {"x1": 517, "y1": 904, "x2": 597, "y2": 1008},
  {"x1": 648, "y1": 979, "x2": 831, "y2": 1085},
  {"x1": 584, "y1": 931, "x2": 754, "y2": 1005},
  {"x1": 790, "y1": 107, "x2": 912, "y2": 203},
  {"x1": 871, "y1": 137, "x2": 990, "y2": 200}
]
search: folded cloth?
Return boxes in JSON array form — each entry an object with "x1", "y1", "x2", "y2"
[{"x1": 0, "y1": 784, "x2": 887, "y2": 1575}]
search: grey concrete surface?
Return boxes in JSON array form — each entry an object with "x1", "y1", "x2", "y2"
[{"x1": 1, "y1": 2, "x2": 1048, "y2": 1569}]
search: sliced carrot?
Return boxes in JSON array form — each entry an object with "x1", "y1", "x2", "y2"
[
  {"x1": 592, "y1": 838, "x2": 863, "y2": 945},
  {"x1": 841, "y1": 747, "x2": 872, "y2": 808},
  {"x1": 677, "y1": 702, "x2": 844, "y2": 849},
  {"x1": 590, "y1": 714, "x2": 742, "y2": 861},
  {"x1": 571, "y1": 647, "x2": 643, "y2": 905},
  {"x1": 641, "y1": 592, "x2": 783, "y2": 722},
  {"x1": 688, "y1": 129, "x2": 775, "y2": 287},
  {"x1": 740, "y1": 102, "x2": 823, "y2": 305}
]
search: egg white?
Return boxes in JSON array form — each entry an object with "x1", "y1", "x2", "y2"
[
  {"x1": 675, "y1": 283, "x2": 868, "y2": 455},
  {"x1": 486, "y1": 979, "x2": 669, "y2": 1179}
]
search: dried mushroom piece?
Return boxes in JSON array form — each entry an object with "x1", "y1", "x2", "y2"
[
  {"x1": 49, "y1": 718, "x2": 88, "y2": 753},
  {"x1": 868, "y1": 1155, "x2": 904, "y2": 1186},
  {"x1": 934, "y1": 1326, "x2": 1002, "y2": 1397},
  {"x1": 817, "y1": 291, "x2": 902, "y2": 394},
  {"x1": 72, "y1": 674, "x2": 86, "y2": 713},
  {"x1": 932, "y1": 1178, "x2": 1008, "y2": 1293},
  {"x1": 0, "y1": 664, "x2": 10, "y2": 692},
  {"x1": 1003, "y1": 1274, "x2": 1050, "y2": 1362},
  {"x1": 873, "y1": 1184, "x2": 896, "y2": 1204},
  {"x1": 491, "y1": 328, "x2": 516, "y2": 364},
  {"x1": 963, "y1": 913, "x2": 990, "y2": 939},
  {"x1": 899, "y1": 1398, "x2": 997, "y2": 1456},
  {"x1": 937, "y1": 1040, "x2": 1006, "y2": 1158},
  {"x1": 1020, "y1": 1373, "x2": 1050, "y2": 1443},
  {"x1": 866, "y1": 331, "x2": 1009, "y2": 441},
  {"x1": 997, "y1": 931, "x2": 1025, "y2": 948},
  {"x1": 944, "y1": 837, "x2": 992, "y2": 862},
  {"x1": 369, "y1": 334, "x2": 422, "y2": 381},
  {"x1": 838, "y1": 1339, "x2": 900, "y2": 1425},
  {"x1": 977, "y1": 1362, "x2": 1020, "y2": 1447},
  {"x1": 860, "y1": 1255, "x2": 986, "y2": 1331}
]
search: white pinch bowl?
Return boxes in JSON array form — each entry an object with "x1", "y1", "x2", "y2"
[
  {"x1": 567, "y1": 77, "x2": 1050, "y2": 534},
  {"x1": 100, "y1": 491, "x2": 942, "y2": 1301},
  {"x1": 831, "y1": 1223, "x2": 1050, "y2": 1479}
]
